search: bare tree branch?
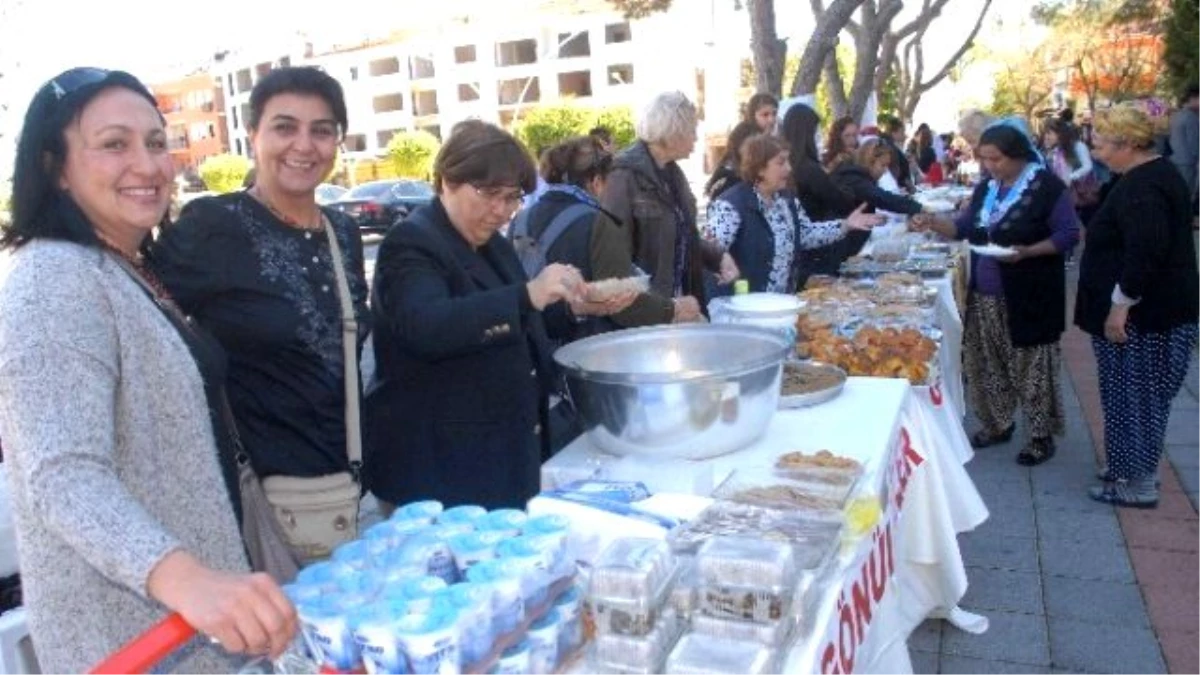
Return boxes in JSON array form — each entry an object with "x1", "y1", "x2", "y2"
[
  {"x1": 793, "y1": 0, "x2": 869, "y2": 96},
  {"x1": 895, "y1": 0, "x2": 994, "y2": 120}
]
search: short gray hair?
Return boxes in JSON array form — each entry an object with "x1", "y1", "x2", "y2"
[
  {"x1": 636, "y1": 91, "x2": 698, "y2": 145},
  {"x1": 958, "y1": 109, "x2": 994, "y2": 144}
]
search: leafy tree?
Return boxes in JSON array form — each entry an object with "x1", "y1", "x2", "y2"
[
  {"x1": 988, "y1": 42, "x2": 1056, "y2": 120},
  {"x1": 592, "y1": 107, "x2": 637, "y2": 150},
  {"x1": 607, "y1": 0, "x2": 672, "y2": 18},
  {"x1": 1162, "y1": 0, "x2": 1199, "y2": 97},
  {"x1": 513, "y1": 103, "x2": 596, "y2": 157},
  {"x1": 386, "y1": 130, "x2": 440, "y2": 180},
  {"x1": 198, "y1": 154, "x2": 251, "y2": 194}
]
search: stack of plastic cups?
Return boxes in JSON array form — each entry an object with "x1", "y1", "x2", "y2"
[
  {"x1": 348, "y1": 599, "x2": 409, "y2": 675},
  {"x1": 495, "y1": 537, "x2": 550, "y2": 609},
  {"x1": 522, "y1": 515, "x2": 574, "y2": 582},
  {"x1": 394, "y1": 608, "x2": 461, "y2": 675},
  {"x1": 435, "y1": 582, "x2": 496, "y2": 669},
  {"x1": 466, "y1": 559, "x2": 526, "y2": 637}
]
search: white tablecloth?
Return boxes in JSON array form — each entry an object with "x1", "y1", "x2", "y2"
[{"x1": 542, "y1": 378, "x2": 989, "y2": 674}]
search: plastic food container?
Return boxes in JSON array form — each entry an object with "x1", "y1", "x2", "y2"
[
  {"x1": 773, "y1": 450, "x2": 864, "y2": 487},
  {"x1": 712, "y1": 469, "x2": 856, "y2": 514},
  {"x1": 669, "y1": 557, "x2": 698, "y2": 622},
  {"x1": 589, "y1": 538, "x2": 679, "y2": 636},
  {"x1": 591, "y1": 607, "x2": 683, "y2": 674},
  {"x1": 664, "y1": 634, "x2": 776, "y2": 675},
  {"x1": 667, "y1": 501, "x2": 844, "y2": 560},
  {"x1": 690, "y1": 612, "x2": 795, "y2": 647}
]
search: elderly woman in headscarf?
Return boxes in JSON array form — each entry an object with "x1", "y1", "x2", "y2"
[
  {"x1": 912, "y1": 119, "x2": 1079, "y2": 466},
  {"x1": 602, "y1": 91, "x2": 739, "y2": 321}
]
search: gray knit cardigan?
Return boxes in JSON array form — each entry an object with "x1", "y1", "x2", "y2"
[{"x1": 0, "y1": 240, "x2": 249, "y2": 673}]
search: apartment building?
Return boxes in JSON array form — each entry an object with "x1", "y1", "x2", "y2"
[
  {"x1": 151, "y1": 74, "x2": 229, "y2": 173},
  {"x1": 211, "y1": 0, "x2": 744, "y2": 164}
]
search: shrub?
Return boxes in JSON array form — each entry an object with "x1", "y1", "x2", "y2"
[
  {"x1": 198, "y1": 154, "x2": 252, "y2": 194},
  {"x1": 513, "y1": 103, "x2": 595, "y2": 158},
  {"x1": 592, "y1": 106, "x2": 636, "y2": 150},
  {"x1": 386, "y1": 130, "x2": 441, "y2": 180}
]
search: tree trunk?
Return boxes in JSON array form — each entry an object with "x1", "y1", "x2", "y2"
[
  {"x1": 823, "y1": 50, "x2": 851, "y2": 117},
  {"x1": 847, "y1": 0, "x2": 904, "y2": 121},
  {"x1": 793, "y1": 0, "x2": 869, "y2": 97},
  {"x1": 748, "y1": 0, "x2": 787, "y2": 97}
]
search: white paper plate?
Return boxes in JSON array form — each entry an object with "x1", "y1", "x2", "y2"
[{"x1": 969, "y1": 243, "x2": 1017, "y2": 257}]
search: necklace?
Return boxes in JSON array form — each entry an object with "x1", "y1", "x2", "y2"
[
  {"x1": 98, "y1": 238, "x2": 174, "y2": 303},
  {"x1": 250, "y1": 186, "x2": 322, "y2": 231}
]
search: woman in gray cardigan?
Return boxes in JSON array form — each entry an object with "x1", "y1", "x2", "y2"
[{"x1": 0, "y1": 69, "x2": 295, "y2": 673}]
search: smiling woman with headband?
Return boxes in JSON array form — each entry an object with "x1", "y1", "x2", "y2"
[{"x1": 0, "y1": 67, "x2": 296, "y2": 673}]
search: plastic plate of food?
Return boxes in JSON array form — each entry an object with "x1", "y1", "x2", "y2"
[
  {"x1": 778, "y1": 361, "x2": 847, "y2": 409},
  {"x1": 969, "y1": 243, "x2": 1017, "y2": 258}
]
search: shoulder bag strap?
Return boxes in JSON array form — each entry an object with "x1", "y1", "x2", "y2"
[{"x1": 321, "y1": 215, "x2": 364, "y2": 480}]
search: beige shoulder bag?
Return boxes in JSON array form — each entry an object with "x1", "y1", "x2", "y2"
[{"x1": 260, "y1": 216, "x2": 363, "y2": 564}]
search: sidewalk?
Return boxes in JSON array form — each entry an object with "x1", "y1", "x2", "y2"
[{"x1": 909, "y1": 266, "x2": 1199, "y2": 673}]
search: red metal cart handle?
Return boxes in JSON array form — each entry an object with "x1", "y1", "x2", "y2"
[{"x1": 90, "y1": 612, "x2": 196, "y2": 674}]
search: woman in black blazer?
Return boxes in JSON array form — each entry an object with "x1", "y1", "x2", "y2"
[
  {"x1": 366, "y1": 121, "x2": 631, "y2": 512},
  {"x1": 1077, "y1": 106, "x2": 1200, "y2": 508}
]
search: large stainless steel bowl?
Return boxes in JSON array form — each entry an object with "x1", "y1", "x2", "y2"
[{"x1": 553, "y1": 324, "x2": 791, "y2": 459}]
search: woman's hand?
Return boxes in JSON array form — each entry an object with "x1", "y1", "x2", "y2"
[
  {"x1": 569, "y1": 289, "x2": 639, "y2": 317},
  {"x1": 1104, "y1": 304, "x2": 1130, "y2": 344},
  {"x1": 997, "y1": 245, "x2": 1029, "y2": 264},
  {"x1": 527, "y1": 264, "x2": 585, "y2": 310},
  {"x1": 843, "y1": 203, "x2": 886, "y2": 232},
  {"x1": 672, "y1": 296, "x2": 703, "y2": 323},
  {"x1": 717, "y1": 253, "x2": 740, "y2": 285},
  {"x1": 147, "y1": 550, "x2": 297, "y2": 659}
]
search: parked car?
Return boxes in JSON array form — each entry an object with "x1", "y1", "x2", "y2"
[
  {"x1": 316, "y1": 183, "x2": 348, "y2": 205},
  {"x1": 330, "y1": 179, "x2": 434, "y2": 233}
]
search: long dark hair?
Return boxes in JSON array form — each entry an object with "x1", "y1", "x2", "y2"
[
  {"x1": 822, "y1": 116, "x2": 857, "y2": 170},
  {"x1": 4, "y1": 68, "x2": 161, "y2": 251},
  {"x1": 780, "y1": 103, "x2": 822, "y2": 167},
  {"x1": 1044, "y1": 118, "x2": 1083, "y2": 169}
]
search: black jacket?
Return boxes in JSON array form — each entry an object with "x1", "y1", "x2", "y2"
[
  {"x1": 830, "y1": 163, "x2": 923, "y2": 216},
  {"x1": 1075, "y1": 158, "x2": 1199, "y2": 336},
  {"x1": 965, "y1": 171, "x2": 1071, "y2": 347},
  {"x1": 366, "y1": 198, "x2": 558, "y2": 509},
  {"x1": 792, "y1": 158, "x2": 864, "y2": 281}
]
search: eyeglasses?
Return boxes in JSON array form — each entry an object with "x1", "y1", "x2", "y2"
[
  {"x1": 472, "y1": 185, "x2": 525, "y2": 210},
  {"x1": 45, "y1": 67, "x2": 111, "y2": 100}
]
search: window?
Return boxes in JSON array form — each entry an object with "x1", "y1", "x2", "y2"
[
  {"x1": 189, "y1": 122, "x2": 211, "y2": 141},
  {"x1": 558, "y1": 71, "x2": 592, "y2": 97},
  {"x1": 255, "y1": 62, "x2": 272, "y2": 80},
  {"x1": 413, "y1": 89, "x2": 439, "y2": 116},
  {"x1": 235, "y1": 138, "x2": 243, "y2": 155},
  {"x1": 498, "y1": 77, "x2": 539, "y2": 105},
  {"x1": 369, "y1": 57, "x2": 400, "y2": 77},
  {"x1": 373, "y1": 93, "x2": 405, "y2": 113},
  {"x1": 168, "y1": 125, "x2": 189, "y2": 150},
  {"x1": 418, "y1": 125, "x2": 441, "y2": 141},
  {"x1": 458, "y1": 83, "x2": 480, "y2": 102},
  {"x1": 240, "y1": 103, "x2": 252, "y2": 129},
  {"x1": 377, "y1": 129, "x2": 401, "y2": 147},
  {"x1": 226, "y1": 73, "x2": 234, "y2": 95},
  {"x1": 232, "y1": 106, "x2": 239, "y2": 129},
  {"x1": 208, "y1": 123, "x2": 216, "y2": 137},
  {"x1": 344, "y1": 134, "x2": 367, "y2": 152},
  {"x1": 454, "y1": 45, "x2": 476, "y2": 63},
  {"x1": 409, "y1": 55, "x2": 436, "y2": 80},
  {"x1": 608, "y1": 63, "x2": 634, "y2": 85},
  {"x1": 605, "y1": 22, "x2": 632, "y2": 43},
  {"x1": 350, "y1": 66, "x2": 359, "y2": 81},
  {"x1": 236, "y1": 68, "x2": 252, "y2": 93},
  {"x1": 279, "y1": 56, "x2": 291, "y2": 68},
  {"x1": 558, "y1": 32, "x2": 590, "y2": 58},
  {"x1": 495, "y1": 39, "x2": 538, "y2": 67}
]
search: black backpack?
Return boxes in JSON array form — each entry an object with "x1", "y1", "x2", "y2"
[{"x1": 507, "y1": 203, "x2": 594, "y2": 279}]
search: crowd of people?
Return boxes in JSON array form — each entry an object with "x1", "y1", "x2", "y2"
[{"x1": 0, "y1": 63, "x2": 1195, "y2": 673}]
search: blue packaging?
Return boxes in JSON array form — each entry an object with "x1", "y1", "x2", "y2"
[
  {"x1": 491, "y1": 639, "x2": 531, "y2": 675},
  {"x1": 523, "y1": 515, "x2": 573, "y2": 580},
  {"x1": 394, "y1": 534, "x2": 458, "y2": 584},
  {"x1": 394, "y1": 500, "x2": 444, "y2": 524},
  {"x1": 495, "y1": 537, "x2": 550, "y2": 608},
  {"x1": 553, "y1": 586, "x2": 583, "y2": 656},
  {"x1": 333, "y1": 539, "x2": 378, "y2": 572},
  {"x1": 438, "y1": 505, "x2": 487, "y2": 527},
  {"x1": 385, "y1": 575, "x2": 448, "y2": 614},
  {"x1": 447, "y1": 531, "x2": 506, "y2": 576},
  {"x1": 436, "y1": 583, "x2": 495, "y2": 667},
  {"x1": 466, "y1": 559, "x2": 526, "y2": 636},
  {"x1": 297, "y1": 560, "x2": 358, "y2": 588},
  {"x1": 335, "y1": 568, "x2": 384, "y2": 599},
  {"x1": 349, "y1": 600, "x2": 410, "y2": 675},
  {"x1": 526, "y1": 609, "x2": 560, "y2": 674},
  {"x1": 282, "y1": 583, "x2": 326, "y2": 606},
  {"x1": 394, "y1": 610, "x2": 461, "y2": 675},
  {"x1": 297, "y1": 594, "x2": 364, "y2": 672},
  {"x1": 477, "y1": 509, "x2": 529, "y2": 538}
]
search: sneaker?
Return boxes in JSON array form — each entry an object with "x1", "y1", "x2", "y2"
[{"x1": 1096, "y1": 466, "x2": 1162, "y2": 487}]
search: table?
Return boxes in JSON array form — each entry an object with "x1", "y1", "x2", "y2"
[{"x1": 542, "y1": 378, "x2": 989, "y2": 673}]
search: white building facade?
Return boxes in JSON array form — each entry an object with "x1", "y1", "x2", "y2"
[{"x1": 211, "y1": 0, "x2": 748, "y2": 169}]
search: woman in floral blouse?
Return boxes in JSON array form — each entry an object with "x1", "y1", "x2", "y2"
[{"x1": 705, "y1": 134, "x2": 883, "y2": 293}]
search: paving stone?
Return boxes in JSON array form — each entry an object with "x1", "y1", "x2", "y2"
[
  {"x1": 961, "y1": 567, "x2": 1044, "y2": 615},
  {"x1": 1166, "y1": 443, "x2": 1200, "y2": 469},
  {"x1": 1030, "y1": 464, "x2": 1100, "y2": 496},
  {"x1": 1048, "y1": 617, "x2": 1165, "y2": 673},
  {"x1": 1036, "y1": 509, "x2": 1123, "y2": 546},
  {"x1": 942, "y1": 610, "x2": 1050, "y2": 666},
  {"x1": 1039, "y1": 537, "x2": 1135, "y2": 583},
  {"x1": 1165, "y1": 413, "x2": 1199, "y2": 445},
  {"x1": 1141, "y1": 580, "x2": 1200, "y2": 636},
  {"x1": 959, "y1": 533, "x2": 1040, "y2": 572},
  {"x1": 1158, "y1": 628, "x2": 1200, "y2": 675},
  {"x1": 1120, "y1": 514, "x2": 1198, "y2": 552},
  {"x1": 939, "y1": 655, "x2": 1044, "y2": 674},
  {"x1": 908, "y1": 618, "x2": 941, "y2": 652},
  {"x1": 909, "y1": 648, "x2": 938, "y2": 674},
  {"x1": 978, "y1": 501, "x2": 1038, "y2": 539},
  {"x1": 1042, "y1": 577, "x2": 1150, "y2": 628},
  {"x1": 1033, "y1": 488, "x2": 1118, "y2": 516}
]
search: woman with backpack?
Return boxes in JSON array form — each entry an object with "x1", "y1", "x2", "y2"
[{"x1": 512, "y1": 135, "x2": 680, "y2": 339}]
